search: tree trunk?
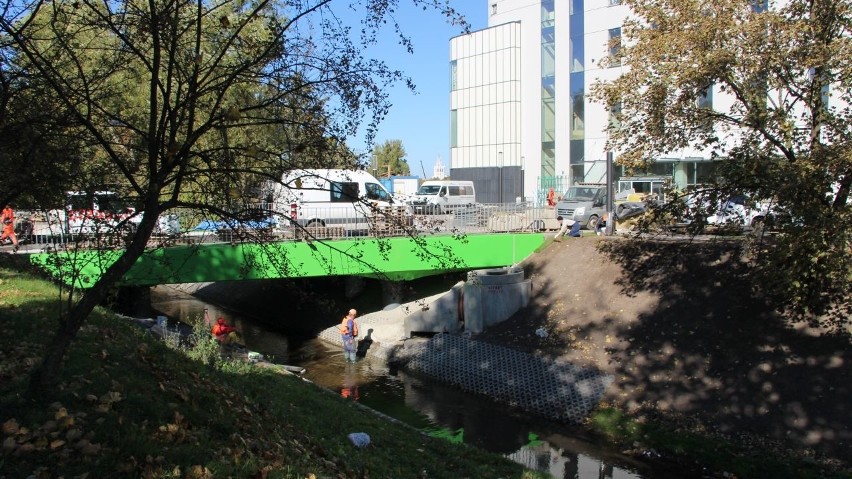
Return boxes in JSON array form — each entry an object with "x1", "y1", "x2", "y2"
[{"x1": 27, "y1": 216, "x2": 158, "y2": 397}]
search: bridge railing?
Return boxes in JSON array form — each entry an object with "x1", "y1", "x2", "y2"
[{"x1": 12, "y1": 203, "x2": 561, "y2": 249}]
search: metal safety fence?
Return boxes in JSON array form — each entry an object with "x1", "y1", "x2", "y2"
[{"x1": 8, "y1": 202, "x2": 561, "y2": 250}]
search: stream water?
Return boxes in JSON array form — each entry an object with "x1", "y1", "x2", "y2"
[{"x1": 150, "y1": 284, "x2": 679, "y2": 479}]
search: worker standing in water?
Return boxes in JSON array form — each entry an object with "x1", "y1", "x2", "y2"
[{"x1": 339, "y1": 308, "x2": 359, "y2": 363}]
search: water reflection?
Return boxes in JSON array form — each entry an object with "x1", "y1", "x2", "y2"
[
  {"x1": 150, "y1": 285, "x2": 654, "y2": 479},
  {"x1": 340, "y1": 362, "x2": 360, "y2": 400}
]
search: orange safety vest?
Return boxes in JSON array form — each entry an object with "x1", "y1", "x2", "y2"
[
  {"x1": 212, "y1": 322, "x2": 235, "y2": 337},
  {"x1": 339, "y1": 316, "x2": 359, "y2": 337},
  {"x1": 1, "y1": 207, "x2": 14, "y2": 226}
]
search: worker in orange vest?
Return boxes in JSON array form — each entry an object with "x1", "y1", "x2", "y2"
[
  {"x1": 211, "y1": 317, "x2": 237, "y2": 344},
  {"x1": 546, "y1": 188, "x2": 556, "y2": 207},
  {"x1": 1, "y1": 205, "x2": 18, "y2": 251},
  {"x1": 339, "y1": 308, "x2": 359, "y2": 363}
]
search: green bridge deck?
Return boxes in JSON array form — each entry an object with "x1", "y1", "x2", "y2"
[{"x1": 30, "y1": 233, "x2": 547, "y2": 288}]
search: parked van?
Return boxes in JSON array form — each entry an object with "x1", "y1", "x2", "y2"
[
  {"x1": 555, "y1": 183, "x2": 608, "y2": 231},
  {"x1": 408, "y1": 180, "x2": 476, "y2": 214},
  {"x1": 266, "y1": 169, "x2": 410, "y2": 232}
]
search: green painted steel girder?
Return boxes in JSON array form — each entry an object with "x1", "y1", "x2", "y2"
[{"x1": 29, "y1": 233, "x2": 546, "y2": 288}]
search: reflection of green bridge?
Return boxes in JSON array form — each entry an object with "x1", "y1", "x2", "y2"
[{"x1": 30, "y1": 233, "x2": 547, "y2": 288}]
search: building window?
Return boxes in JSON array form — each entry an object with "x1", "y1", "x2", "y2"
[
  {"x1": 570, "y1": 139, "x2": 584, "y2": 165},
  {"x1": 571, "y1": 93, "x2": 584, "y2": 139},
  {"x1": 608, "y1": 27, "x2": 622, "y2": 67},
  {"x1": 541, "y1": 0, "x2": 556, "y2": 181},
  {"x1": 609, "y1": 0, "x2": 621, "y2": 5},
  {"x1": 570, "y1": 0, "x2": 585, "y2": 73},
  {"x1": 491, "y1": 3, "x2": 497, "y2": 15},
  {"x1": 751, "y1": 0, "x2": 767, "y2": 13},
  {"x1": 697, "y1": 85, "x2": 713, "y2": 132},
  {"x1": 450, "y1": 109, "x2": 458, "y2": 148},
  {"x1": 542, "y1": 97, "x2": 556, "y2": 142},
  {"x1": 608, "y1": 100, "x2": 622, "y2": 131},
  {"x1": 450, "y1": 60, "x2": 457, "y2": 91},
  {"x1": 542, "y1": 32, "x2": 555, "y2": 76},
  {"x1": 570, "y1": 0, "x2": 582, "y2": 16},
  {"x1": 570, "y1": 164, "x2": 585, "y2": 184},
  {"x1": 541, "y1": 0, "x2": 555, "y2": 26},
  {"x1": 697, "y1": 85, "x2": 713, "y2": 110}
]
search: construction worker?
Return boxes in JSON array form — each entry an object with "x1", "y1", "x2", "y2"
[
  {"x1": 1, "y1": 205, "x2": 18, "y2": 252},
  {"x1": 339, "y1": 308, "x2": 359, "y2": 363},
  {"x1": 211, "y1": 317, "x2": 237, "y2": 344}
]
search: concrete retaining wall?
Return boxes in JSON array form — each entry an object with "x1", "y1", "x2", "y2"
[
  {"x1": 402, "y1": 282, "x2": 464, "y2": 337},
  {"x1": 401, "y1": 266, "x2": 531, "y2": 337}
]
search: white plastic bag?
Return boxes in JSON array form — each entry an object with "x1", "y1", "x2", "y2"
[{"x1": 347, "y1": 432, "x2": 371, "y2": 448}]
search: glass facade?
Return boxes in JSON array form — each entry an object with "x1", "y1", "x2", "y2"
[
  {"x1": 569, "y1": 0, "x2": 585, "y2": 183},
  {"x1": 540, "y1": 0, "x2": 556, "y2": 178}
]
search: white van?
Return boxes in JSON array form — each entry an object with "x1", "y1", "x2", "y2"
[
  {"x1": 266, "y1": 169, "x2": 410, "y2": 232},
  {"x1": 409, "y1": 180, "x2": 476, "y2": 214}
]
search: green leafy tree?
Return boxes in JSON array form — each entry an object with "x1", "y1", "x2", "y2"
[
  {"x1": 0, "y1": 0, "x2": 467, "y2": 394},
  {"x1": 370, "y1": 139, "x2": 410, "y2": 176},
  {"x1": 0, "y1": 40, "x2": 85, "y2": 209},
  {"x1": 592, "y1": 0, "x2": 852, "y2": 330}
]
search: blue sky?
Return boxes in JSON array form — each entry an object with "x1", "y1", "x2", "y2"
[{"x1": 355, "y1": 2, "x2": 487, "y2": 178}]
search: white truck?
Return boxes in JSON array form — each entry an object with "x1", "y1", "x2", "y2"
[
  {"x1": 408, "y1": 180, "x2": 476, "y2": 214},
  {"x1": 266, "y1": 169, "x2": 411, "y2": 234}
]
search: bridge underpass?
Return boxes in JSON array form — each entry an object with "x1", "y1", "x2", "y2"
[{"x1": 29, "y1": 233, "x2": 547, "y2": 288}]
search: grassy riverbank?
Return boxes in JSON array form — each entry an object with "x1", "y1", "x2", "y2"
[{"x1": 0, "y1": 260, "x2": 542, "y2": 479}]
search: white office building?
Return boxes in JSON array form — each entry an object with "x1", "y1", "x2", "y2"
[{"x1": 449, "y1": 0, "x2": 741, "y2": 204}]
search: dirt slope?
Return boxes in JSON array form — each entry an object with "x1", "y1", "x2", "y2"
[{"x1": 476, "y1": 236, "x2": 851, "y2": 467}]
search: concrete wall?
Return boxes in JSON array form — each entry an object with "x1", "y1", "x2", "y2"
[
  {"x1": 463, "y1": 266, "x2": 530, "y2": 333},
  {"x1": 403, "y1": 266, "x2": 530, "y2": 337},
  {"x1": 403, "y1": 282, "x2": 464, "y2": 337}
]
